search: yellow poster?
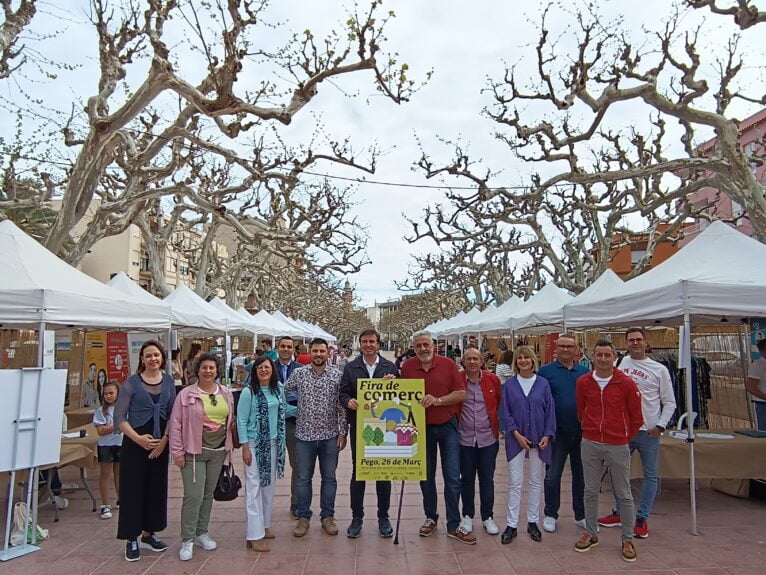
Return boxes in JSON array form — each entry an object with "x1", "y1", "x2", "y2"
[
  {"x1": 83, "y1": 331, "x2": 107, "y2": 407},
  {"x1": 356, "y1": 378, "x2": 426, "y2": 481}
]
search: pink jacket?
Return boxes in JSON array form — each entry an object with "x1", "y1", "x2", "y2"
[{"x1": 168, "y1": 383, "x2": 235, "y2": 459}]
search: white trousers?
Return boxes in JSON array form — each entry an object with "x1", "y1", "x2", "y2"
[
  {"x1": 506, "y1": 448, "x2": 544, "y2": 528},
  {"x1": 244, "y1": 440, "x2": 277, "y2": 541}
]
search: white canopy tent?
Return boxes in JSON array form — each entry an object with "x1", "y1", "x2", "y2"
[
  {"x1": 236, "y1": 308, "x2": 285, "y2": 337},
  {"x1": 562, "y1": 221, "x2": 766, "y2": 535},
  {"x1": 251, "y1": 309, "x2": 305, "y2": 338},
  {"x1": 509, "y1": 284, "x2": 574, "y2": 332},
  {"x1": 208, "y1": 297, "x2": 260, "y2": 334},
  {"x1": 0, "y1": 220, "x2": 171, "y2": 331},
  {"x1": 106, "y1": 272, "x2": 166, "y2": 306},
  {"x1": 163, "y1": 285, "x2": 227, "y2": 334},
  {"x1": 272, "y1": 310, "x2": 313, "y2": 338},
  {"x1": 475, "y1": 295, "x2": 525, "y2": 334},
  {"x1": 564, "y1": 221, "x2": 766, "y2": 327},
  {"x1": 511, "y1": 269, "x2": 625, "y2": 331},
  {"x1": 458, "y1": 303, "x2": 497, "y2": 333},
  {"x1": 442, "y1": 307, "x2": 484, "y2": 336}
]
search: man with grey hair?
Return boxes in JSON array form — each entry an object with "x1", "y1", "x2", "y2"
[{"x1": 401, "y1": 332, "x2": 473, "y2": 544}]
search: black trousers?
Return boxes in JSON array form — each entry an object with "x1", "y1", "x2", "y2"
[
  {"x1": 349, "y1": 420, "x2": 391, "y2": 519},
  {"x1": 117, "y1": 420, "x2": 169, "y2": 540}
]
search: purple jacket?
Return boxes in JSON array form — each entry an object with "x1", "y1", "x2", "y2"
[{"x1": 502, "y1": 374, "x2": 556, "y2": 464}]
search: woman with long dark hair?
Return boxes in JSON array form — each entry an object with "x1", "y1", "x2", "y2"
[
  {"x1": 169, "y1": 353, "x2": 235, "y2": 561},
  {"x1": 114, "y1": 340, "x2": 176, "y2": 562},
  {"x1": 237, "y1": 356, "x2": 297, "y2": 552}
]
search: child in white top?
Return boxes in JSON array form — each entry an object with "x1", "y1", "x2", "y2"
[{"x1": 93, "y1": 381, "x2": 123, "y2": 519}]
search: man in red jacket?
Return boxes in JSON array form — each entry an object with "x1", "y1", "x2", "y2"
[
  {"x1": 457, "y1": 346, "x2": 502, "y2": 536},
  {"x1": 574, "y1": 339, "x2": 643, "y2": 564}
]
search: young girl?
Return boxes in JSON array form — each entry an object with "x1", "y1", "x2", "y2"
[{"x1": 93, "y1": 381, "x2": 123, "y2": 519}]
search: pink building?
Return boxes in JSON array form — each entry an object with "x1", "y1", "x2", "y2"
[{"x1": 684, "y1": 107, "x2": 766, "y2": 243}]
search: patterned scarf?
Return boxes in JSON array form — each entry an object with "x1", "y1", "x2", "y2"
[{"x1": 255, "y1": 385, "x2": 286, "y2": 486}]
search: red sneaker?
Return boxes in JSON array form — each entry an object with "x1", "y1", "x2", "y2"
[
  {"x1": 634, "y1": 518, "x2": 649, "y2": 538},
  {"x1": 597, "y1": 512, "x2": 622, "y2": 527}
]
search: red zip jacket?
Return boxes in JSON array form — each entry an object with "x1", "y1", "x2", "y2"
[
  {"x1": 576, "y1": 369, "x2": 643, "y2": 445},
  {"x1": 457, "y1": 370, "x2": 502, "y2": 439}
]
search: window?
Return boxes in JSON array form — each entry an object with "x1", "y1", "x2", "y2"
[
  {"x1": 631, "y1": 249, "x2": 647, "y2": 265},
  {"x1": 731, "y1": 199, "x2": 744, "y2": 220},
  {"x1": 140, "y1": 253, "x2": 150, "y2": 272},
  {"x1": 744, "y1": 142, "x2": 759, "y2": 175}
]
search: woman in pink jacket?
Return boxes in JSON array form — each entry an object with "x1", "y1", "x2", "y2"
[{"x1": 169, "y1": 353, "x2": 234, "y2": 562}]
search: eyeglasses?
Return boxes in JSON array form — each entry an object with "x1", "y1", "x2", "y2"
[{"x1": 208, "y1": 393, "x2": 217, "y2": 406}]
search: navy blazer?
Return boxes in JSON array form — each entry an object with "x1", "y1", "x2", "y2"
[{"x1": 339, "y1": 354, "x2": 399, "y2": 426}]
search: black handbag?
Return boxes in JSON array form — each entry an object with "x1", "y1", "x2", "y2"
[{"x1": 213, "y1": 460, "x2": 241, "y2": 501}]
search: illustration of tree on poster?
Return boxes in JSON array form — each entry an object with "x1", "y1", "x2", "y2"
[{"x1": 356, "y1": 379, "x2": 426, "y2": 481}]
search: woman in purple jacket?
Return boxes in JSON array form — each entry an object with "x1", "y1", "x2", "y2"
[{"x1": 501, "y1": 345, "x2": 556, "y2": 545}]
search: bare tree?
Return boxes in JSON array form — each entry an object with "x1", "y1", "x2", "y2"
[
  {"x1": 688, "y1": 0, "x2": 766, "y2": 28},
  {"x1": 378, "y1": 290, "x2": 464, "y2": 343},
  {"x1": 407, "y1": 2, "x2": 765, "y2": 298},
  {"x1": 0, "y1": 0, "x2": 36, "y2": 79},
  {"x1": 1, "y1": 0, "x2": 424, "y2": 268}
]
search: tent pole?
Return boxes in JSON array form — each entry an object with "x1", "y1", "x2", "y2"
[{"x1": 681, "y1": 314, "x2": 699, "y2": 536}]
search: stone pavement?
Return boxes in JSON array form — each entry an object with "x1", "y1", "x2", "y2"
[{"x1": 2, "y1": 439, "x2": 766, "y2": 574}]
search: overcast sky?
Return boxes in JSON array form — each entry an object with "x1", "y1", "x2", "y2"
[{"x1": 9, "y1": 1, "x2": 766, "y2": 308}]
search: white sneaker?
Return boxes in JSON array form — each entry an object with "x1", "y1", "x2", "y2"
[
  {"x1": 194, "y1": 533, "x2": 217, "y2": 550},
  {"x1": 543, "y1": 516, "x2": 557, "y2": 532},
  {"x1": 179, "y1": 540, "x2": 194, "y2": 561},
  {"x1": 483, "y1": 518, "x2": 499, "y2": 535},
  {"x1": 100, "y1": 505, "x2": 112, "y2": 519},
  {"x1": 52, "y1": 496, "x2": 69, "y2": 510},
  {"x1": 459, "y1": 515, "x2": 473, "y2": 533}
]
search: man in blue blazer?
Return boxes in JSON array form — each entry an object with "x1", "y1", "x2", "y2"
[
  {"x1": 276, "y1": 335, "x2": 303, "y2": 519},
  {"x1": 339, "y1": 329, "x2": 399, "y2": 539}
]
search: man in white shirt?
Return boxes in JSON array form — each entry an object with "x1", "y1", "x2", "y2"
[
  {"x1": 746, "y1": 339, "x2": 766, "y2": 430},
  {"x1": 598, "y1": 327, "x2": 676, "y2": 540}
]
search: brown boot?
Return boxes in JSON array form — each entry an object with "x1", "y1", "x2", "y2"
[
  {"x1": 264, "y1": 528, "x2": 275, "y2": 539},
  {"x1": 321, "y1": 516, "x2": 338, "y2": 536},
  {"x1": 247, "y1": 539, "x2": 269, "y2": 552},
  {"x1": 293, "y1": 517, "x2": 310, "y2": 537}
]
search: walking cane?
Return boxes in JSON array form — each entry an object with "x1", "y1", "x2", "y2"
[{"x1": 393, "y1": 480, "x2": 405, "y2": 544}]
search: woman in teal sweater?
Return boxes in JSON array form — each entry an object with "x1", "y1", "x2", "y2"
[{"x1": 237, "y1": 356, "x2": 297, "y2": 552}]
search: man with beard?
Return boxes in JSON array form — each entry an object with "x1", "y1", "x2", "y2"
[
  {"x1": 285, "y1": 338, "x2": 347, "y2": 538},
  {"x1": 401, "y1": 332, "x2": 474, "y2": 544}
]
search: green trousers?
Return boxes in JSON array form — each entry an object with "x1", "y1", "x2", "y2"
[{"x1": 180, "y1": 449, "x2": 227, "y2": 541}]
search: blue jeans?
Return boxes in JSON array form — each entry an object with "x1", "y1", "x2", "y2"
[
  {"x1": 754, "y1": 402, "x2": 766, "y2": 431},
  {"x1": 460, "y1": 441, "x2": 499, "y2": 521},
  {"x1": 612, "y1": 431, "x2": 660, "y2": 521},
  {"x1": 294, "y1": 437, "x2": 339, "y2": 520},
  {"x1": 421, "y1": 417, "x2": 461, "y2": 532},
  {"x1": 543, "y1": 431, "x2": 584, "y2": 521}
]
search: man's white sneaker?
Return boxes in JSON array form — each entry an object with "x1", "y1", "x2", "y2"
[
  {"x1": 543, "y1": 516, "x2": 557, "y2": 533},
  {"x1": 459, "y1": 515, "x2": 473, "y2": 533},
  {"x1": 483, "y1": 518, "x2": 499, "y2": 535},
  {"x1": 179, "y1": 540, "x2": 194, "y2": 561},
  {"x1": 99, "y1": 505, "x2": 112, "y2": 519},
  {"x1": 194, "y1": 533, "x2": 217, "y2": 550}
]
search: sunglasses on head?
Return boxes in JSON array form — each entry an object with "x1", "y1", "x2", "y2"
[{"x1": 208, "y1": 393, "x2": 217, "y2": 406}]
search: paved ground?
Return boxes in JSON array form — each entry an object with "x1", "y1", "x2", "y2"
[{"x1": 2, "y1": 438, "x2": 766, "y2": 575}]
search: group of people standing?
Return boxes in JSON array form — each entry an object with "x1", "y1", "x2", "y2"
[
  {"x1": 393, "y1": 328, "x2": 674, "y2": 564},
  {"x1": 101, "y1": 325, "x2": 675, "y2": 565}
]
